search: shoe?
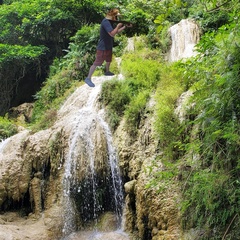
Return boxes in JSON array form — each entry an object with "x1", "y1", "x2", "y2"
[
  {"x1": 84, "y1": 78, "x2": 95, "y2": 87},
  {"x1": 104, "y1": 71, "x2": 115, "y2": 76}
]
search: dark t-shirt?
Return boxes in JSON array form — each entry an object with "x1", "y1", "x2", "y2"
[{"x1": 96, "y1": 18, "x2": 114, "y2": 50}]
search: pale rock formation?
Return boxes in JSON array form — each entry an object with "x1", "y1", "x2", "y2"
[
  {"x1": 114, "y1": 96, "x2": 181, "y2": 240},
  {"x1": 167, "y1": 19, "x2": 200, "y2": 62}
]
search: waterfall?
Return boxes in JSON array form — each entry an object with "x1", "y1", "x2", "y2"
[
  {"x1": 0, "y1": 138, "x2": 9, "y2": 152},
  {"x1": 0, "y1": 138, "x2": 10, "y2": 175},
  {"x1": 98, "y1": 109, "x2": 124, "y2": 224},
  {"x1": 61, "y1": 80, "x2": 124, "y2": 238},
  {"x1": 167, "y1": 19, "x2": 200, "y2": 62}
]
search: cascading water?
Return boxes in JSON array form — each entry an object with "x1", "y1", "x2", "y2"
[
  {"x1": 61, "y1": 80, "x2": 124, "y2": 239},
  {"x1": 0, "y1": 19, "x2": 202, "y2": 240},
  {"x1": 0, "y1": 138, "x2": 9, "y2": 153},
  {"x1": 167, "y1": 19, "x2": 200, "y2": 62},
  {"x1": 98, "y1": 109, "x2": 124, "y2": 224},
  {"x1": 0, "y1": 139, "x2": 10, "y2": 175}
]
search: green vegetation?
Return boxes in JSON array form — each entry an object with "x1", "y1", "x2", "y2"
[
  {"x1": 0, "y1": 0, "x2": 104, "y2": 116},
  {"x1": 31, "y1": 69, "x2": 80, "y2": 131},
  {"x1": 0, "y1": 117, "x2": 18, "y2": 141},
  {"x1": 179, "y1": 6, "x2": 240, "y2": 238},
  {"x1": 154, "y1": 63, "x2": 186, "y2": 160},
  {"x1": 0, "y1": 43, "x2": 47, "y2": 115},
  {"x1": 100, "y1": 37, "x2": 161, "y2": 134}
]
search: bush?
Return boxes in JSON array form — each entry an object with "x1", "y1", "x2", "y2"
[
  {"x1": 154, "y1": 63, "x2": 186, "y2": 160},
  {"x1": 179, "y1": 11, "x2": 240, "y2": 239},
  {"x1": 125, "y1": 89, "x2": 150, "y2": 135},
  {"x1": 0, "y1": 117, "x2": 18, "y2": 140},
  {"x1": 182, "y1": 170, "x2": 240, "y2": 239},
  {"x1": 100, "y1": 79, "x2": 131, "y2": 130},
  {"x1": 100, "y1": 41, "x2": 162, "y2": 134},
  {"x1": 31, "y1": 69, "x2": 79, "y2": 129},
  {"x1": 62, "y1": 24, "x2": 100, "y2": 81}
]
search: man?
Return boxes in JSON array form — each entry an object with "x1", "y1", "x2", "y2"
[{"x1": 84, "y1": 8, "x2": 127, "y2": 87}]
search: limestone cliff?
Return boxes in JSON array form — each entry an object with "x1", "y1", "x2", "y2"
[{"x1": 114, "y1": 97, "x2": 181, "y2": 240}]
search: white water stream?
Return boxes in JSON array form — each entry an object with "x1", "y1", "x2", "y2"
[
  {"x1": 167, "y1": 19, "x2": 200, "y2": 62},
  {"x1": 0, "y1": 138, "x2": 10, "y2": 155},
  {"x1": 60, "y1": 76, "x2": 127, "y2": 240}
]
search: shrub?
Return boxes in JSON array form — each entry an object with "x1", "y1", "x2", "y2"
[
  {"x1": 125, "y1": 89, "x2": 150, "y2": 135},
  {"x1": 100, "y1": 79, "x2": 131, "y2": 130},
  {"x1": 31, "y1": 70, "x2": 79, "y2": 129},
  {"x1": 100, "y1": 41, "x2": 162, "y2": 133},
  {"x1": 182, "y1": 170, "x2": 240, "y2": 239},
  {"x1": 0, "y1": 117, "x2": 18, "y2": 140},
  {"x1": 154, "y1": 63, "x2": 186, "y2": 160}
]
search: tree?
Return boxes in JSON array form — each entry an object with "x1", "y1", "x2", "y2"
[{"x1": 0, "y1": 0, "x2": 103, "y2": 116}]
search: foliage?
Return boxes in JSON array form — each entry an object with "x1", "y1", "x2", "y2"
[
  {"x1": 0, "y1": 117, "x2": 18, "y2": 140},
  {"x1": 0, "y1": 44, "x2": 47, "y2": 116},
  {"x1": 121, "y1": 56, "x2": 160, "y2": 88},
  {"x1": 186, "y1": 15, "x2": 240, "y2": 171},
  {"x1": 178, "y1": 5, "x2": 240, "y2": 238},
  {"x1": 31, "y1": 69, "x2": 79, "y2": 129},
  {"x1": 100, "y1": 37, "x2": 162, "y2": 133},
  {"x1": 0, "y1": 0, "x2": 103, "y2": 46},
  {"x1": 187, "y1": 0, "x2": 239, "y2": 33},
  {"x1": 0, "y1": 43, "x2": 46, "y2": 63},
  {"x1": 0, "y1": 0, "x2": 104, "y2": 116},
  {"x1": 124, "y1": 89, "x2": 150, "y2": 135},
  {"x1": 100, "y1": 79, "x2": 131, "y2": 130},
  {"x1": 182, "y1": 170, "x2": 240, "y2": 235},
  {"x1": 147, "y1": 22, "x2": 172, "y2": 53},
  {"x1": 61, "y1": 24, "x2": 100, "y2": 81},
  {"x1": 145, "y1": 157, "x2": 179, "y2": 193},
  {"x1": 154, "y1": 63, "x2": 186, "y2": 160},
  {"x1": 121, "y1": 8, "x2": 151, "y2": 37},
  {"x1": 141, "y1": 2, "x2": 240, "y2": 239},
  {"x1": 154, "y1": 0, "x2": 192, "y2": 33}
]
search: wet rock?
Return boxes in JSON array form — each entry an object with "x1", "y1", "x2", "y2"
[
  {"x1": 97, "y1": 212, "x2": 118, "y2": 231},
  {"x1": 8, "y1": 103, "x2": 34, "y2": 124},
  {"x1": 124, "y1": 180, "x2": 136, "y2": 195}
]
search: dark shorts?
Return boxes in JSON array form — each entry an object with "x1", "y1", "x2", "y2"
[{"x1": 93, "y1": 50, "x2": 112, "y2": 66}]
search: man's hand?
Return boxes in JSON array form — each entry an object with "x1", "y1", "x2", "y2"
[
  {"x1": 125, "y1": 23, "x2": 133, "y2": 28},
  {"x1": 109, "y1": 23, "x2": 125, "y2": 37},
  {"x1": 116, "y1": 23, "x2": 123, "y2": 29}
]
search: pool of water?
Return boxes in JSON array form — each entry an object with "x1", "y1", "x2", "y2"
[{"x1": 64, "y1": 229, "x2": 130, "y2": 240}]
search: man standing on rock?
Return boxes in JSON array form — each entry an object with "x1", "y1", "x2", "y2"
[{"x1": 84, "y1": 7, "x2": 128, "y2": 87}]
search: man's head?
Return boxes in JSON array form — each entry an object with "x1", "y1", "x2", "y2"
[
  {"x1": 106, "y1": 8, "x2": 120, "y2": 20},
  {"x1": 104, "y1": 2, "x2": 121, "y2": 20}
]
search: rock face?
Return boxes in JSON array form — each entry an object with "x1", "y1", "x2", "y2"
[
  {"x1": 0, "y1": 125, "x2": 66, "y2": 239},
  {"x1": 8, "y1": 103, "x2": 34, "y2": 124},
  {"x1": 114, "y1": 97, "x2": 181, "y2": 240}
]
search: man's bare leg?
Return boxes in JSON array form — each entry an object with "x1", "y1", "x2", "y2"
[
  {"x1": 105, "y1": 62, "x2": 114, "y2": 76},
  {"x1": 87, "y1": 65, "x2": 97, "y2": 78},
  {"x1": 85, "y1": 65, "x2": 97, "y2": 87},
  {"x1": 105, "y1": 62, "x2": 111, "y2": 72}
]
